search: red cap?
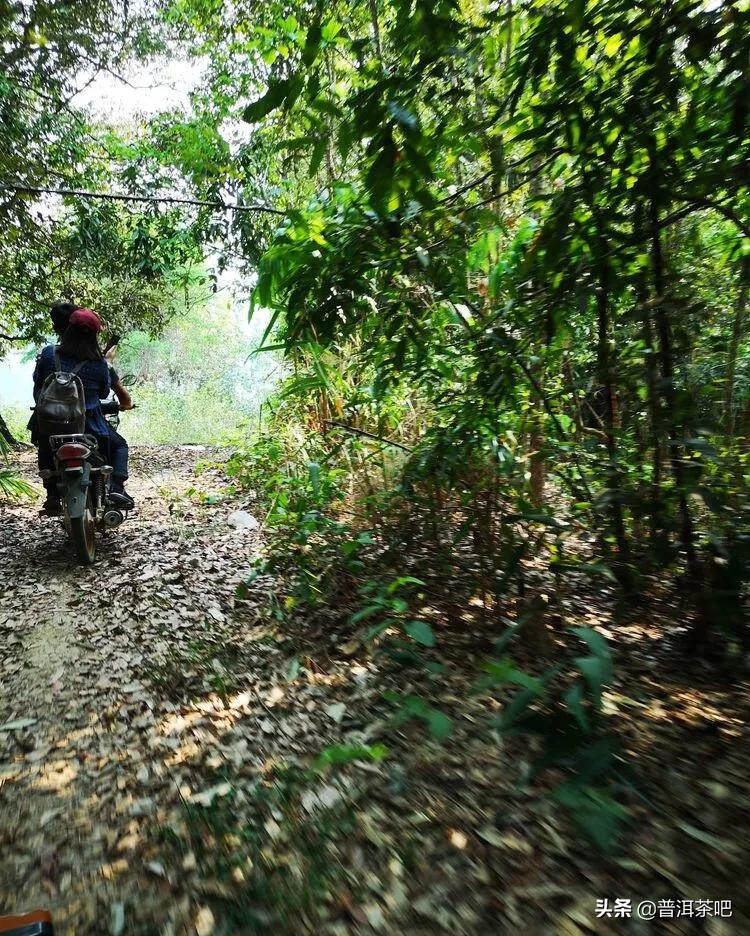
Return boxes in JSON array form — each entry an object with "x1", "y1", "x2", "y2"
[{"x1": 69, "y1": 308, "x2": 103, "y2": 333}]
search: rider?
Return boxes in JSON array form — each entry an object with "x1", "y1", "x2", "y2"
[
  {"x1": 33, "y1": 308, "x2": 134, "y2": 513},
  {"x1": 48, "y1": 303, "x2": 134, "y2": 410}
]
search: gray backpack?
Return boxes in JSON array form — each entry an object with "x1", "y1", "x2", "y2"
[{"x1": 36, "y1": 347, "x2": 87, "y2": 439}]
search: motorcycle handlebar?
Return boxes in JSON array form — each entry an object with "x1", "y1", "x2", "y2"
[{"x1": 101, "y1": 401, "x2": 136, "y2": 415}]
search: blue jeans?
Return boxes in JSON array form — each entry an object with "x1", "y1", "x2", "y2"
[{"x1": 98, "y1": 427, "x2": 129, "y2": 484}]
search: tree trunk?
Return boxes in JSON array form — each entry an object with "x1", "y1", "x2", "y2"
[
  {"x1": 635, "y1": 204, "x2": 666, "y2": 553},
  {"x1": 595, "y1": 275, "x2": 632, "y2": 589},
  {"x1": 368, "y1": 0, "x2": 383, "y2": 64},
  {"x1": 649, "y1": 192, "x2": 702, "y2": 592},
  {"x1": 527, "y1": 157, "x2": 546, "y2": 507},
  {"x1": 583, "y1": 170, "x2": 632, "y2": 588},
  {"x1": 0, "y1": 410, "x2": 20, "y2": 448},
  {"x1": 724, "y1": 255, "x2": 749, "y2": 440},
  {"x1": 528, "y1": 377, "x2": 545, "y2": 507}
]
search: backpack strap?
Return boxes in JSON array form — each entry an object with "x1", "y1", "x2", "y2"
[{"x1": 53, "y1": 345, "x2": 86, "y2": 376}]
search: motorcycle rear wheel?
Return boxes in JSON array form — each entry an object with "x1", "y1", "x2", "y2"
[{"x1": 69, "y1": 490, "x2": 96, "y2": 564}]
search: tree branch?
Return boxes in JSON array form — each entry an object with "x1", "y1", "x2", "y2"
[
  {"x1": 324, "y1": 420, "x2": 413, "y2": 452},
  {"x1": 659, "y1": 194, "x2": 750, "y2": 237},
  {"x1": 678, "y1": 193, "x2": 750, "y2": 238},
  {"x1": 439, "y1": 150, "x2": 564, "y2": 208},
  {"x1": 0, "y1": 183, "x2": 288, "y2": 215}
]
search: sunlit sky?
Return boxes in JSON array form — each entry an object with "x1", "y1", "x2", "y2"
[{"x1": 77, "y1": 56, "x2": 201, "y2": 120}]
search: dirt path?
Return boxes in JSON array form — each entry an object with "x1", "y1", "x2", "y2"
[{"x1": 0, "y1": 447, "x2": 267, "y2": 933}]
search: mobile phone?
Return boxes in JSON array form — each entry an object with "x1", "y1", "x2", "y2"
[{"x1": 103, "y1": 333, "x2": 122, "y2": 356}]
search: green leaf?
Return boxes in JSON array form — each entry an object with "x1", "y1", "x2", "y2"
[
  {"x1": 564, "y1": 681, "x2": 589, "y2": 731},
  {"x1": 309, "y1": 137, "x2": 326, "y2": 177},
  {"x1": 302, "y1": 19, "x2": 322, "y2": 66},
  {"x1": 314, "y1": 743, "x2": 387, "y2": 771},
  {"x1": 243, "y1": 75, "x2": 298, "y2": 123},
  {"x1": 473, "y1": 657, "x2": 542, "y2": 694},
  {"x1": 498, "y1": 683, "x2": 546, "y2": 731},
  {"x1": 275, "y1": 136, "x2": 315, "y2": 153},
  {"x1": 365, "y1": 130, "x2": 397, "y2": 204},
  {"x1": 556, "y1": 561, "x2": 617, "y2": 581},
  {"x1": 0, "y1": 717, "x2": 38, "y2": 731},
  {"x1": 677, "y1": 822, "x2": 739, "y2": 853},
  {"x1": 551, "y1": 784, "x2": 628, "y2": 853},
  {"x1": 390, "y1": 694, "x2": 451, "y2": 740},
  {"x1": 321, "y1": 19, "x2": 342, "y2": 41},
  {"x1": 404, "y1": 620, "x2": 435, "y2": 646},
  {"x1": 254, "y1": 305, "x2": 283, "y2": 348},
  {"x1": 308, "y1": 460, "x2": 320, "y2": 491},
  {"x1": 574, "y1": 655, "x2": 610, "y2": 707},
  {"x1": 494, "y1": 622, "x2": 522, "y2": 652},
  {"x1": 386, "y1": 576, "x2": 424, "y2": 593},
  {"x1": 472, "y1": 657, "x2": 516, "y2": 692},
  {"x1": 350, "y1": 603, "x2": 383, "y2": 625},
  {"x1": 426, "y1": 708, "x2": 453, "y2": 740},
  {"x1": 365, "y1": 620, "x2": 390, "y2": 640},
  {"x1": 570, "y1": 627, "x2": 611, "y2": 662}
]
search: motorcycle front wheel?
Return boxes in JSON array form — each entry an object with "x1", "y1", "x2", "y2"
[{"x1": 69, "y1": 488, "x2": 96, "y2": 564}]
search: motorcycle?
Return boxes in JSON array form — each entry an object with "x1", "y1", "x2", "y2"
[{"x1": 40, "y1": 399, "x2": 132, "y2": 565}]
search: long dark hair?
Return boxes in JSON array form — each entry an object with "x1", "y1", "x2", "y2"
[
  {"x1": 59, "y1": 324, "x2": 103, "y2": 362},
  {"x1": 50, "y1": 302, "x2": 76, "y2": 336}
]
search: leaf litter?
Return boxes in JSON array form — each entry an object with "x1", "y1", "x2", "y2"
[{"x1": 0, "y1": 447, "x2": 748, "y2": 934}]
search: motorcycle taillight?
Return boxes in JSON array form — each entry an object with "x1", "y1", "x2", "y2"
[{"x1": 56, "y1": 442, "x2": 90, "y2": 462}]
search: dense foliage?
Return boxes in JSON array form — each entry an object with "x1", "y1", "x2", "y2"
[
  {"x1": 112, "y1": 298, "x2": 277, "y2": 444},
  {"x1": 0, "y1": 0, "x2": 209, "y2": 456},
  {"x1": 162, "y1": 0, "x2": 749, "y2": 637}
]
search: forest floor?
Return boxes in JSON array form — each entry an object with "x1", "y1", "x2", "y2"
[{"x1": 0, "y1": 447, "x2": 749, "y2": 936}]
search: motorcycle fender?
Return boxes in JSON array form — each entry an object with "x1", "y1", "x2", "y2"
[{"x1": 64, "y1": 463, "x2": 90, "y2": 520}]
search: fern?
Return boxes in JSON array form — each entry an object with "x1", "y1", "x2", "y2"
[
  {"x1": 0, "y1": 434, "x2": 36, "y2": 500},
  {"x1": 0, "y1": 468, "x2": 36, "y2": 500}
]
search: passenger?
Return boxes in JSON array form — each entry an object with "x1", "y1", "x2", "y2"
[
  {"x1": 47, "y1": 302, "x2": 134, "y2": 409},
  {"x1": 33, "y1": 308, "x2": 134, "y2": 512}
]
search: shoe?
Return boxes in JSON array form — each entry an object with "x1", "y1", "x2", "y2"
[
  {"x1": 41, "y1": 498, "x2": 63, "y2": 516},
  {"x1": 109, "y1": 489, "x2": 134, "y2": 510}
]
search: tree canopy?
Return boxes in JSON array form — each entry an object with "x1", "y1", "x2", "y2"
[
  {"x1": 0, "y1": 0, "x2": 205, "y2": 348},
  {"x1": 144, "y1": 0, "x2": 750, "y2": 618}
]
